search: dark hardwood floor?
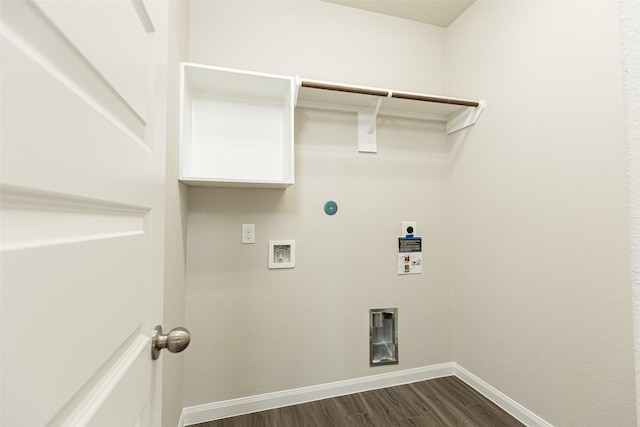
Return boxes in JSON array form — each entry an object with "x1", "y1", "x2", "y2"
[{"x1": 189, "y1": 376, "x2": 525, "y2": 427}]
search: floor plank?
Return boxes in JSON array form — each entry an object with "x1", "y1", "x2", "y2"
[{"x1": 189, "y1": 376, "x2": 525, "y2": 427}]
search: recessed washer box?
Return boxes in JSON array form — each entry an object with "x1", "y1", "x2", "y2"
[{"x1": 269, "y1": 240, "x2": 295, "y2": 269}]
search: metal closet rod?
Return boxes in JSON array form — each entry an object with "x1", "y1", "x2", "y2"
[{"x1": 300, "y1": 80, "x2": 480, "y2": 108}]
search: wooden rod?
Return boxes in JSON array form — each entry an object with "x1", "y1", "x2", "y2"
[
  {"x1": 391, "y1": 92, "x2": 479, "y2": 108},
  {"x1": 301, "y1": 80, "x2": 480, "y2": 108},
  {"x1": 301, "y1": 81, "x2": 389, "y2": 97}
]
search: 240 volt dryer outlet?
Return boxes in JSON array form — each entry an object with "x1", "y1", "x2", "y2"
[{"x1": 402, "y1": 221, "x2": 417, "y2": 236}]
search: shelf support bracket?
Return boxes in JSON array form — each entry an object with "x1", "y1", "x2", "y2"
[
  {"x1": 446, "y1": 99, "x2": 486, "y2": 135},
  {"x1": 358, "y1": 98, "x2": 384, "y2": 153},
  {"x1": 367, "y1": 97, "x2": 383, "y2": 134}
]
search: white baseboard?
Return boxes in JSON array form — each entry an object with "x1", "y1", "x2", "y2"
[
  {"x1": 179, "y1": 362, "x2": 454, "y2": 426},
  {"x1": 179, "y1": 362, "x2": 552, "y2": 427},
  {"x1": 454, "y1": 364, "x2": 553, "y2": 427},
  {"x1": 176, "y1": 411, "x2": 186, "y2": 427}
]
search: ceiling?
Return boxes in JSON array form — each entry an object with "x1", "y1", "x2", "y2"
[{"x1": 319, "y1": 0, "x2": 475, "y2": 27}]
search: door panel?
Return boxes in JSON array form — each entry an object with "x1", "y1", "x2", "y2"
[
  {"x1": 1, "y1": 1, "x2": 167, "y2": 425},
  {"x1": 34, "y1": 0, "x2": 151, "y2": 122},
  {"x1": 1, "y1": 2, "x2": 150, "y2": 199}
]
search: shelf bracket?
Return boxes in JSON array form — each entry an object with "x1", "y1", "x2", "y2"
[
  {"x1": 358, "y1": 97, "x2": 384, "y2": 153},
  {"x1": 368, "y1": 97, "x2": 383, "y2": 134},
  {"x1": 446, "y1": 99, "x2": 486, "y2": 135}
]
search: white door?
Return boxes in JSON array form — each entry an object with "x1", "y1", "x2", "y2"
[{"x1": 1, "y1": 0, "x2": 169, "y2": 425}]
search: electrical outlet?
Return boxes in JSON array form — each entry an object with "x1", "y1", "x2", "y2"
[
  {"x1": 402, "y1": 221, "x2": 417, "y2": 236},
  {"x1": 242, "y1": 224, "x2": 255, "y2": 244}
]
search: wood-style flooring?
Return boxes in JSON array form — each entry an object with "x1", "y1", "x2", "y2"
[{"x1": 189, "y1": 376, "x2": 525, "y2": 427}]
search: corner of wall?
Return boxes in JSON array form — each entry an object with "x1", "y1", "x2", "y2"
[
  {"x1": 163, "y1": 1, "x2": 190, "y2": 427},
  {"x1": 620, "y1": 1, "x2": 640, "y2": 423}
]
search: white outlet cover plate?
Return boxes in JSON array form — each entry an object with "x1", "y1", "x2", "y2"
[{"x1": 242, "y1": 224, "x2": 255, "y2": 244}]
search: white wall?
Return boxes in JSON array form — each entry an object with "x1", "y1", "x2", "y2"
[
  {"x1": 447, "y1": 1, "x2": 636, "y2": 425},
  {"x1": 180, "y1": 1, "x2": 638, "y2": 424},
  {"x1": 188, "y1": 0, "x2": 445, "y2": 93},
  {"x1": 620, "y1": 0, "x2": 640, "y2": 422},
  {"x1": 163, "y1": 1, "x2": 189, "y2": 426},
  {"x1": 184, "y1": 0, "x2": 454, "y2": 406}
]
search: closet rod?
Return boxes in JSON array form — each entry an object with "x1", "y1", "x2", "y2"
[
  {"x1": 391, "y1": 92, "x2": 480, "y2": 108},
  {"x1": 300, "y1": 81, "x2": 390, "y2": 97},
  {"x1": 300, "y1": 80, "x2": 480, "y2": 108}
]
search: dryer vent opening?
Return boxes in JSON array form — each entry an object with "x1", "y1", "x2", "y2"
[{"x1": 369, "y1": 308, "x2": 398, "y2": 366}]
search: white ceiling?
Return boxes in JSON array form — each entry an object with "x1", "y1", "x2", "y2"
[{"x1": 319, "y1": 0, "x2": 475, "y2": 27}]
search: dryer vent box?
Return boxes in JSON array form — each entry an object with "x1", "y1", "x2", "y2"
[{"x1": 369, "y1": 308, "x2": 398, "y2": 366}]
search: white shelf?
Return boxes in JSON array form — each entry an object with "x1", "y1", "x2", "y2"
[
  {"x1": 179, "y1": 63, "x2": 484, "y2": 187},
  {"x1": 295, "y1": 77, "x2": 485, "y2": 136},
  {"x1": 180, "y1": 63, "x2": 295, "y2": 188}
]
